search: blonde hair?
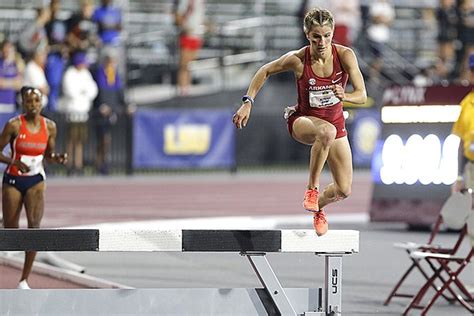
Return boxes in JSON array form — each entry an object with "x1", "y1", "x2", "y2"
[{"x1": 303, "y1": 8, "x2": 335, "y2": 34}]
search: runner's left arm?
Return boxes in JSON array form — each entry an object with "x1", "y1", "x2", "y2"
[
  {"x1": 45, "y1": 120, "x2": 68, "y2": 164},
  {"x1": 336, "y1": 48, "x2": 367, "y2": 104}
]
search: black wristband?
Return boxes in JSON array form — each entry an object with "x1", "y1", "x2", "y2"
[{"x1": 242, "y1": 95, "x2": 254, "y2": 106}]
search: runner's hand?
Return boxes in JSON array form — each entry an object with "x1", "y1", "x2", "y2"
[
  {"x1": 332, "y1": 84, "x2": 345, "y2": 101},
  {"x1": 12, "y1": 160, "x2": 30, "y2": 173},
  {"x1": 232, "y1": 102, "x2": 252, "y2": 129},
  {"x1": 53, "y1": 153, "x2": 68, "y2": 165}
]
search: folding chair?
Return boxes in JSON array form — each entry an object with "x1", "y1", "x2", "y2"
[
  {"x1": 384, "y1": 190, "x2": 472, "y2": 306},
  {"x1": 402, "y1": 212, "x2": 474, "y2": 315}
]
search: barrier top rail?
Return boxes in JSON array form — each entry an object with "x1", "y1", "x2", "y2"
[{"x1": 0, "y1": 229, "x2": 359, "y2": 254}]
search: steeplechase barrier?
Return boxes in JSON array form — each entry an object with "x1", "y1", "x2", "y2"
[{"x1": 0, "y1": 229, "x2": 359, "y2": 315}]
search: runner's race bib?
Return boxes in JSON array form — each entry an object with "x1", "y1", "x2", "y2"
[
  {"x1": 20, "y1": 155, "x2": 44, "y2": 176},
  {"x1": 309, "y1": 89, "x2": 340, "y2": 108}
]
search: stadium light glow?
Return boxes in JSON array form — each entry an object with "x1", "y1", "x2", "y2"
[
  {"x1": 379, "y1": 134, "x2": 460, "y2": 185},
  {"x1": 381, "y1": 105, "x2": 461, "y2": 123}
]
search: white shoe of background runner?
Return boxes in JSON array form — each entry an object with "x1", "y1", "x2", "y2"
[{"x1": 17, "y1": 280, "x2": 30, "y2": 289}]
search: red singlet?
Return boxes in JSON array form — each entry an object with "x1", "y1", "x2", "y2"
[
  {"x1": 6, "y1": 115, "x2": 48, "y2": 176},
  {"x1": 288, "y1": 44, "x2": 349, "y2": 138}
]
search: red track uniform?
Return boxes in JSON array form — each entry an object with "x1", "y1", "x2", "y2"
[
  {"x1": 6, "y1": 114, "x2": 48, "y2": 177},
  {"x1": 287, "y1": 44, "x2": 349, "y2": 138}
]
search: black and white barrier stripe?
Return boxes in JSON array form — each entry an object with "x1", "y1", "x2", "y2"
[
  {"x1": 0, "y1": 229, "x2": 359, "y2": 253},
  {"x1": 0, "y1": 229, "x2": 359, "y2": 315}
]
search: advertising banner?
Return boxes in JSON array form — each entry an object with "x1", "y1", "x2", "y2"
[{"x1": 133, "y1": 108, "x2": 235, "y2": 169}]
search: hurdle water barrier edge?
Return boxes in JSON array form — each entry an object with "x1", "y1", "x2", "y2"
[{"x1": 0, "y1": 229, "x2": 359, "y2": 316}]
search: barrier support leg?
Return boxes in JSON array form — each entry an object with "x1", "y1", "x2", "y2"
[
  {"x1": 244, "y1": 253, "x2": 297, "y2": 316},
  {"x1": 324, "y1": 255, "x2": 343, "y2": 315}
]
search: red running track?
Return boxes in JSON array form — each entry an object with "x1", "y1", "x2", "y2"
[{"x1": 40, "y1": 171, "x2": 372, "y2": 228}]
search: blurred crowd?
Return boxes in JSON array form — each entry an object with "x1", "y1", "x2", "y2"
[
  {"x1": 2, "y1": 1, "x2": 473, "y2": 113},
  {"x1": 412, "y1": 0, "x2": 474, "y2": 87},
  {"x1": 0, "y1": 0, "x2": 128, "y2": 175},
  {"x1": 0, "y1": 0, "x2": 473, "y2": 175},
  {"x1": 301, "y1": 0, "x2": 474, "y2": 87}
]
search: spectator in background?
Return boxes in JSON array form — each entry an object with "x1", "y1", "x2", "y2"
[
  {"x1": 67, "y1": 0, "x2": 98, "y2": 60},
  {"x1": 452, "y1": 53, "x2": 474, "y2": 192},
  {"x1": 327, "y1": 0, "x2": 361, "y2": 47},
  {"x1": 366, "y1": 0, "x2": 395, "y2": 84},
  {"x1": 62, "y1": 51, "x2": 98, "y2": 175},
  {"x1": 173, "y1": 0, "x2": 206, "y2": 96},
  {"x1": 45, "y1": 0, "x2": 69, "y2": 113},
  {"x1": 0, "y1": 40, "x2": 23, "y2": 113},
  {"x1": 23, "y1": 48, "x2": 49, "y2": 107},
  {"x1": 92, "y1": 0, "x2": 122, "y2": 48},
  {"x1": 456, "y1": 0, "x2": 474, "y2": 82},
  {"x1": 436, "y1": 0, "x2": 458, "y2": 77},
  {"x1": 17, "y1": 7, "x2": 50, "y2": 60},
  {"x1": 92, "y1": 49, "x2": 126, "y2": 175}
]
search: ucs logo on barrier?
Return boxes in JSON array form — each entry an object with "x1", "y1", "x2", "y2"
[{"x1": 332, "y1": 268, "x2": 338, "y2": 294}]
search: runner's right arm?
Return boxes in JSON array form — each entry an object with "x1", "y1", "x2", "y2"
[
  {"x1": 0, "y1": 119, "x2": 29, "y2": 172},
  {"x1": 232, "y1": 50, "x2": 303, "y2": 129}
]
